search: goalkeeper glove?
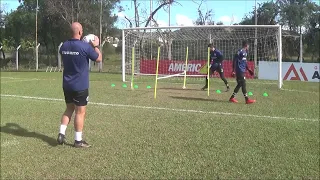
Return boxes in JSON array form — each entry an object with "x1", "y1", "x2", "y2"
[{"x1": 248, "y1": 69, "x2": 254, "y2": 76}]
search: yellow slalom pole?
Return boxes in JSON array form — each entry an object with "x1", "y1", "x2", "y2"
[
  {"x1": 207, "y1": 47, "x2": 210, "y2": 96},
  {"x1": 131, "y1": 47, "x2": 135, "y2": 90},
  {"x1": 183, "y1": 46, "x2": 189, "y2": 89},
  {"x1": 154, "y1": 46, "x2": 160, "y2": 99}
]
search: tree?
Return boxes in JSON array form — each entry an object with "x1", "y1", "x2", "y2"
[
  {"x1": 3, "y1": 0, "x2": 121, "y2": 68},
  {"x1": 119, "y1": 0, "x2": 177, "y2": 28},
  {"x1": 4, "y1": 6, "x2": 36, "y2": 46},
  {"x1": 278, "y1": 0, "x2": 319, "y2": 61},
  {"x1": 278, "y1": 0, "x2": 316, "y2": 32},
  {"x1": 45, "y1": 0, "x2": 119, "y2": 36},
  {"x1": 304, "y1": 6, "x2": 320, "y2": 62},
  {"x1": 193, "y1": 0, "x2": 214, "y2": 25},
  {"x1": 237, "y1": 1, "x2": 280, "y2": 62},
  {"x1": 216, "y1": 21, "x2": 224, "y2": 25},
  {"x1": 119, "y1": 0, "x2": 177, "y2": 60},
  {"x1": 238, "y1": 0, "x2": 319, "y2": 62},
  {"x1": 239, "y1": 1, "x2": 279, "y2": 25}
]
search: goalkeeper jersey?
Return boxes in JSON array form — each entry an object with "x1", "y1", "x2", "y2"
[
  {"x1": 234, "y1": 48, "x2": 248, "y2": 73},
  {"x1": 210, "y1": 49, "x2": 223, "y2": 64}
]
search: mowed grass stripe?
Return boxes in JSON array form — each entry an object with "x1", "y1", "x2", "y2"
[
  {"x1": 1, "y1": 95, "x2": 319, "y2": 179},
  {"x1": 1, "y1": 72, "x2": 319, "y2": 179}
]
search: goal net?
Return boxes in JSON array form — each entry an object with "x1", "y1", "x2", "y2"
[{"x1": 122, "y1": 25, "x2": 282, "y2": 92}]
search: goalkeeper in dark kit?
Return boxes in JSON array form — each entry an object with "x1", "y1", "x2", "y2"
[{"x1": 201, "y1": 43, "x2": 230, "y2": 92}]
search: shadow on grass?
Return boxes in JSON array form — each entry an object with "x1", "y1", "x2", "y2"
[
  {"x1": 159, "y1": 87, "x2": 203, "y2": 91},
  {"x1": 0, "y1": 123, "x2": 61, "y2": 147},
  {"x1": 170, "y1": 96, "x2": 228, "y2": 103}
]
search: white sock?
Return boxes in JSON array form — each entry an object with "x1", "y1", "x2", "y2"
[
  {"x1": 59, "y1": 125, "x2": 67, "y2": 135},
  {"x1": 75, "y1": 131, "x2": 82, "y2": 141}
]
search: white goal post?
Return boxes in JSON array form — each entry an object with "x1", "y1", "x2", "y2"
[{"x1": 122, "y1": 25, "x2": 283, "y2": 89}]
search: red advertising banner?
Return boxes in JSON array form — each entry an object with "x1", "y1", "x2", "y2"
[{"x1": 140, "y1": 60, "x2": 255, "y2": 79}]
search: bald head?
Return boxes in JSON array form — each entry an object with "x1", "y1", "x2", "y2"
[{"x1": 70, "y1": 22, "x2": 83, "y2": 39}]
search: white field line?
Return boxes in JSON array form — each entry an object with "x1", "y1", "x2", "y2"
[
  {"x1": 186, "y1": 80, "x2": 277, "y2": 85},
  {"x1": 1, "y1": 76, "x2": 318, "y2": 87},
  {"x1": 1, "y1": 77, "x2": 41, "y2": 83},
  {"x1": 129, "y1": 79, "x2": 278, "y2": 85},
  {"x1": 1, "y1": 94, "x2": 318, "y2": 122},
  {"x1": 1, "y1": 77, "x2": 40, "y2": 80},
  {"x1": 1, "y1": 79, "x2": 41, "y2": 83},
  {"x1": 1, "y1": 76, "x2": 317, "y2": 95},
  {"x1": 281, "y1": 88, "x2": 319, "y2": 95},
  {"x1": 2, "y1": 76, "x2": 277, "y2": 85},
  {"x1": 0, "y1": 77, "x2": 57, "y2": 83}
]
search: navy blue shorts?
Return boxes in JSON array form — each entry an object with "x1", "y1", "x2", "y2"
[
  {"x1": 210, "y1": 63, "x2": 223, "y2": 73},
  {"x1": 63, "y1": 89, "x2": 89, "y2": 106},
  {"x1": 236, "y1": 72, "x2": 246, "y2": 83}
]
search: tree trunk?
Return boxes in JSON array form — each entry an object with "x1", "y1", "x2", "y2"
[
  {"x1": 140, "y1": 0, "x2": 174, "y2": 59},
  {"x1": 144, "y1": 0, "x2": 173, "y2": 28},
  {"x1": 71, "y1": 0, "x2": 74, "y2": 23},
  {"x1": 134, "y1": 0, "x2": 140, "y2": 27},
  {"x1": 77, "y1": 1, "x2": 80, "y2": 22}
]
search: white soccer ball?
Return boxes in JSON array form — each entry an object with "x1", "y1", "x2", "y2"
[{"x1": 82, "y1": 34, "x2": 96, "y2": 43}]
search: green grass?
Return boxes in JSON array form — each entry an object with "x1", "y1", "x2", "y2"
[{"x1": 1, "y1": 71, "x2": 319, "y2": 179}]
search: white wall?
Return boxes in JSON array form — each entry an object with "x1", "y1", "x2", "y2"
[{"x1": 259, "y1": 61, "x2": 320, "y2": 82}]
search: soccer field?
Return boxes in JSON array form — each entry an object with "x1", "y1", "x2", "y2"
[{"x1": 1, "y1": 71, "x2": 319, "y2": 179}]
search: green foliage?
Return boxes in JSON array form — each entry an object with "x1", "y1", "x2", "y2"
[
  {"x1": 278, "y1": 0, "x2": 318, "y2": 31},
  {"x1": 279, "y1": 0, "x2": 319, "y2": 61},
  {"x1": 115, "y1": 42, "x2": 122, "y2": 54},
  {"x1": 4, "y1": 0, "x2": 121, "y2": 46},
  {"x1": 239, "y1": 1, "x2": 279, "y2": 25},
  {"x1": 2, "y1": 0, "x2": 122, "y2": 68},
  {"x1": 303, "y1": 5, "x2": 320, "y2": 62},
  {"x1": 102, "y1": 43, "x2": 116, "y2": 54},
  {"x1": 239, "y1": 0, "x2": 320, "y2": 62},
  {"x1": 20, "y1": 39, "x2": 35, "y2": 50},
  {"x1": 4, "y1": 7, "x2": 36, "y2": 46},
  {"x1": 1, "y1": 37, "x2": 15, "y2": 51},
  {"x1": 216, "y1": 21, "x2": 224, "y2": 25}
]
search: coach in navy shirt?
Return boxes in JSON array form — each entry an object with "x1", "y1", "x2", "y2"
[{"x1": 57, "y1": 22, "x2": 102, "y2": 148}]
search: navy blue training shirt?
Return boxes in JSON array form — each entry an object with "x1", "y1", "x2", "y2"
[
  {"x1": 210, "y1": 49, "x2": 223, "y2": 64},
  {"x1": 59, "y1": 39, "x2": 99, "y2": 91},
  {"x1": 234, "y1": 48, "x2": 248, "y2": 73}
]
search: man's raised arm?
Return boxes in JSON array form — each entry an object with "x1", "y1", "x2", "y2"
[{"x1": 89, "y1": 36, "x2": 102, "y2": 62}]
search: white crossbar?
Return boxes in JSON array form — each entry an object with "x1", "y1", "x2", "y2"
[
  {"x1": 157, "y1": 73, "x2": 185, "y2": 80},
  {"x1": 136, "y1": 73, "x2": 206, "y2": 77}
]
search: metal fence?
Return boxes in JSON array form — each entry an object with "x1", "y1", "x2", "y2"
[{"x1": 0, "y1": 40, "x2": 122, "y2": 73}]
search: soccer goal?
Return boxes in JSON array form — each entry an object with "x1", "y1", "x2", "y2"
[{"x1": 122, "y1": 25, "x2": 283, "y2": 94}]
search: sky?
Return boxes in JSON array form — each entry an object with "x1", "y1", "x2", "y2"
[
  {"x1": 2, "y1": 0, "x2": 320, "y2": 28},
  {"x1": 117, "y1": 0, "x2": 265, "y2": 27}
]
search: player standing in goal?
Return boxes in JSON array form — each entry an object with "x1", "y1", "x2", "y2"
[
  {"x1": 201, "y1": 44, "x2": 230, "y2": 91},
  {"x1": 229, "y1": 40, "x2": 256, "y2": 104}
]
